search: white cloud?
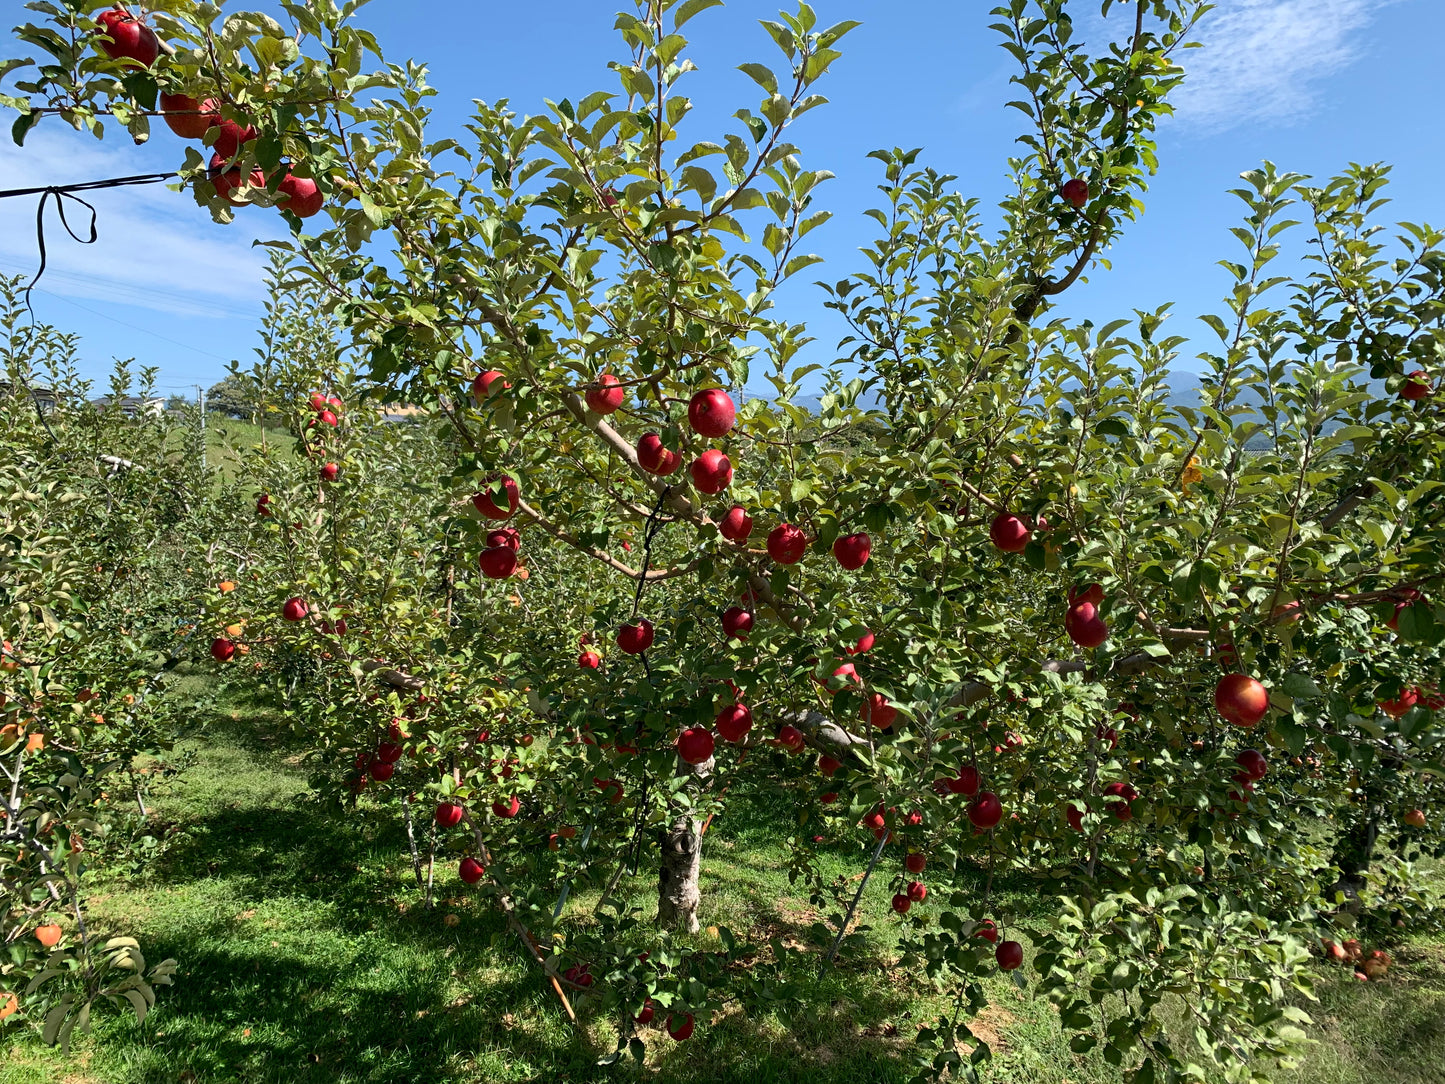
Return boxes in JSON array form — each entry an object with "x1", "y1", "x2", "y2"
[
  {"x1": 1171, "y1": 0, "x2": 1384, "y2": 132},
  {"x1": 0, "y1": 127, "x2": 271, "y2": 318}
]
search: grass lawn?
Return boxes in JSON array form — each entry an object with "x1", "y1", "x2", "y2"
[{"x1": 3, "y1": 680, "x2": 1443, "y2": 1084}]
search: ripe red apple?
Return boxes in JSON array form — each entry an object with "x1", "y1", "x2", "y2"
[
  {"x1": 256, "y1": 493, "x2": 272, "y2": 516},
  {"x1": 820, "y1": 791, "x2": 838, "y2": 804},
  {"x1": 832, "y1": 532, "x2": 871, "y2": 570},
  {"x1": 634, "y1": 999, "x2": 655, "y2": 1026},
  {"x1": 594, "y1": 777, "x2": 625, "y2": 804},
  {"x1": 1214, "y1": 674, "x2": 1269, "y2": 728},
  {"x1": 721, "y1": 605, "x2": 753, "y2": 640},
  {"x1": 688, "y1": 388, "x2": 735, "y2": 437},
  {"x1": 208, "y1": 153, "x2": 266, "y2": 205},
  {"x1": 159, "y1": 93, "x2": 219, "y2": 139},
  {"x1": 861, "y1": 693, "x2": 898, "y2": 729},
  {"x1": 370, "y1": 760, "x2": 395, "y2": 781},
  {"x1": 317, "y1": 409, "x2": 339, "y2": 428},
  {"x1": 715, "y1": 703, "x2": 753, "y2": 742},
  {"x1": 818, "y1": 754, "x2": 841, "y2": 778},
  {"x1": 907, "y1": 880, "x2": 927, "y2": 903},
  {"x1": 891, "y1": 892, "x2": 912, "y2": 915},
  {"x1": 968, "y1": 792, "x2": 1003, "y2": 830},
  {"x1": 560, "y1": 825, "x2": 578, "y2": 839},
  {"x1": 974, "y1": 919, "x2": 998, "y2": 943},
  {"x1": 459, "y1": 856, "x2": 486, "y2": 884},
  {"x1": 905, "y1": 852, "x2": 926, "y2": 874},
  {"x1": 479, "y1": 546, "x2": 518, "y2": 579},
  {"x1": 486, "y1": 527, "x2": 521, "y2": 552},
  {"x1": 491, "y1": 795, "x2": 520, "y2": 818},
  {"x1": 96, "y1": 7, "x2": 159, "y2": 66},
  {"x1": 210, "y1": 115, "x2": 258, "y2": 159},
  {"x1": 1065, "y1": 601, "x2": 1108, "y2": 648},
  {"x1": 1066, "y1": 802, "x2": 1085, "y2": 831},
  {"x1": 666, "y1": 1013, "x2": 695, "y2": 1041},
  {"x1": 320, "y1": 617, "x2": 347, "y2": 636},
  {"x1": 320, "y1": 462, "x2": 340, "y2": 482},
  {"x1": 578, "y1": 650, "x2": 601, "y2": 670},
  {"x1": 1103, "y1": 781, "x2": 1137, "y2": 820},
  {"x1": 282, "y1": 597, "x2": 309, "y2": 622},
  {"x1": 584, "y1": 373, "x2": 625, "y2": 414},
  {"x1": 989, "y1": 512, "x2": 1030, "y2": 553},
  {"x1": 767, "y1": 523, "x2": 807, "y2": 564},
  {"x1": 472, "y1": 475, "x2": 520, "y2": 520},
  {"x1": 775, "y1": 724, "x2": 805, "y2": 753},
  {"x1": 996, "y1": 940, "x2": 1024, "y2": 971},
  {"x1": 327, "y1": 396, "x2": 343, "y2": 412},
  {"x1": 375, "y1": 741, "x2": 403, "y2": 764},
  {"x1": 637, "y1": 432, "x2": 681, "y2": 475},
  {"x1": 210, "y1": 637, "x2": 236, "y2": 662},
  {"x1": 1235, "y1": 749, "x2": 1268, "y2": 781},
  {"x1": 1401, "y1": 370, "x2": 1432, "y2": 400},
  {"x1": 1379, "y1": 688, "x2": 1419, "y2": 718},
  {"x1": 951, "y1": 765, "x2": 981, "y2": 797},
  {"x1": 471, "y1": 370, "x2": 510, "y2": 402},
  {"x1": 719, "y1": 505, "x2": 753, "y2": 543},
  {"x1": 278, "y1": 170, "x2": 324, "y2": 218},
  {"x1": 617, "y1": 618, "x2": 654, "y2": 654},
  {"x1": 690, "y1": 449, "x2": 733, "y2": 494},
  {"x1": 436, "y1": 802, "x2": 464, "y2": 827},
  {"x1": 1404, "y1": 809, "x2": 1427, "y2": 828},
  {"x1": 1060, "y1": 177, "x2": 1088, "y2": 208},
  {"x1": 1069, "y1": 582, "x2": 1104, "y2": 607},
  {"x1": 677, "y1": 727, "x2": 716, "y2": 764},
  {"x1": 845, "y1": 630, "x2": 876, "y2": 656}
]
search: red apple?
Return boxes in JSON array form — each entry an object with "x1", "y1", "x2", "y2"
[
  {"x1": 617, "y1": 618, "x2": 654, "y2": 654},
  {"x1": 375, "y1": 741, "x2": 403, "y2": 764},
  {"x1": 1235, "y1": 749, "x2": 1268, "y2": 781},
  {"x1": 907, "y1": 880, "x2": 927, "y2": 903},
  {"x1": 159, "y1": 93, "x2": 219, "y2": 139},
  {"x1": 905, "y1": 852, "x2": 926, "y2": 874},
  {"x1": 775, "y1": 724, "x2": 805, "y2": 753},
  {"x1": 637, "y1": 432, "x2": 681, "y2": 476},
  {"x1": 282, "y1": 597, "x2": 309, "y2": 622},
  {"x1": 891, "y1": 893, "x2": 912, "y2": 915},
  {"x1": 667, "y1": 1013, "x2": 695, "y2": 1041},
  {"x1": 1404, "y1": 809, "x2": 1427, "y2": 828},
  {"x1": 968, "y1": 792, "x2": 1003, "y2": 830},
  {"x1": 1214, "y1": 674, "x2": 1269, "y2": 728},
  {"x1": 721, "y1": 605, "x2": 753, "y2": 640},
  {"x1": 1066, "y1": 802, "x2": 1085, "y2": 831},
  {"x1": 1401, "y1": 370, "x2": 1432, "y2": 401},
  {"x1": 861, "y1": 692, "x2": 898, "y2": 729},
  {"x1": 210, "y1": 637, "x2": 236, "y2": 662},
  {"x1": 594, "y1": 777, "x2": 625, "y2": 804},
  {"x1": 715, "y1": 703, "x2": 753, "y2": 742},
  {"x1": 491, "y1": 795, "x2": 520, "y2": 818},
  {"x1": 634, "y1": 999, "x2": 655, "y2": 1026},
  {"x1": 989, "y1": 512, "x2": 1029, "y2": 553},
  {"x1": 317, "y1": 409, "x2": 339, "y2": 428},
  {"x1": 479, "y1": 547, "x2": 518, "y2": 579},
  {"x1": 767, "y1": 523, "x2": 807, "y2": 565},
  {"x1": 677, "y1": 727, "x2": 715, "y2": 765},
  {"x1": 210, "y1": 115, "x2": 258, "y2": 159},
  {"x1": 472, "y1": 475, "x2": 520, "y2": 520},
  {"x1": 256, "y1": 493, "x2": 272, "y2": 516},
  {"x1": 369, "y1": 760, "x2": 395, "y2": 781},
  {"x1": 96, "y1": 7, "x2": 159, "y2": 66},
  {"x1": 208, "y1": 153, "x2": 266, "y2": 206},
  {"x1": 690, "y1": 449, "x2": 733, "y2": 494},
  {"x1": 578, "y1": 650, "x2": 601, "y2": 670},
  {"x1": 486, "y1": 527, "x2": 521, "y2": 552},
  {"x1": 1378, "y1": 687, "x2": 1419, "y2": 719},
  {"x1": 951, "y1": 765, "x2": 981, "y2": 797},
  {"x1": 820, "y1": 791, "x2": 838, "y2": 804},
  {"x1": 688, "y1": 388, "x2": 735, "y2": 437},
  {"x1": 459, "y1": 856, "x2": 486, "y2": 884},
  {"x1": 719, "y1": 505, "x2": 753, "y2": 543},
  {"x1": 845, "y1": 630, "x2": 876, "y2": 656},
  {"x1": 1065, "y1": 601, "x2": 1108, "y2": 648},
  {"x1": 996, "y1": 940, "x2": 1024, "y2": 971},
  {"x1": 974, "y1": 919, "x2": 998, "y2": 943},
  {"x1": 1069, "y1": 582, "x2": 1105, "y2": 607},
  {"x1": 471, "y1": 370, "x2": 510, "y2": 402},
  {"x1": 584, "y1": 373, "x2": 625, "y2": 414},
  {"x1": 818, "y1": 754, "x2": 841, "y2": 777},
  {"x1": 832, "y1": 532, "x2": 871, "y2": 570},
  {"x1": 435, "y1": 802, "x2": 464, "y2": 827},
  {"x1": 1060, "y1": 177, "x2": 1088, "y2": 208},
  {"x1": 320, "y1": 462, "x2": 340, "y2": 482},
  {"x1": 278, "y1": 170, "x2": 324, "y2": 218}
]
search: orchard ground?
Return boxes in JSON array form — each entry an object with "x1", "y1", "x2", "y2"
[{"x1": 2, "y1": 675, "x2": 1441, "y2": 1084}]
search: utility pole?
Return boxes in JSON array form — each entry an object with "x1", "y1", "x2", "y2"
[{"x1": 195, "y1": 384, "x2": 206, "y2": 472}]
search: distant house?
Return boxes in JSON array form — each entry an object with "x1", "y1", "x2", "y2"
[
  {"x1": 0, "y1": 381, "x2": 58, "y2": 415},
  {"x1": 88, "y1": 395, "x2": 166, "y2": 418}
]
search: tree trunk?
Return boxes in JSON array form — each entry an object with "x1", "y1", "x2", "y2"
[
  {"x1": 1327, "y1": 805, "x2": 1380, "y2": 912},
  {"x1": 657, "y1": 755, "x2": 711, "y2": 933}
]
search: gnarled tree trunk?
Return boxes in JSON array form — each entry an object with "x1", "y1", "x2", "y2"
[{"x1": 657, "y1": 755, "x2": 711, "y2": 932}]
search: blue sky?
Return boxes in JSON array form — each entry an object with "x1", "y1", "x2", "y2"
[{"x1": 1, "y1": 0, "x2": 1440, "y2": 399}]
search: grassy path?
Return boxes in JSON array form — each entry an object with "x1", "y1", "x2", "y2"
[{"x1": 3, "y1": 687, "x2": 1443, "y2": 1083}]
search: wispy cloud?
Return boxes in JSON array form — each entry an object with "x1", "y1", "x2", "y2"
[
  {"x1": 1171, "y1": 0, "x2": 1384, "y2": 132},
  {"x1": 0, "y1": 128, "x2": 271, "y2": 318}
]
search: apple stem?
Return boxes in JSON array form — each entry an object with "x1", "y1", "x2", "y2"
[{"x1": 821, "y1": 830, "x2": 888, "y2": 973}]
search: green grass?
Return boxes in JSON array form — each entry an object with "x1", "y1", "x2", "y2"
[{"x1": 3, "y1": 682, "x2": 1443, "y2": 1084}]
